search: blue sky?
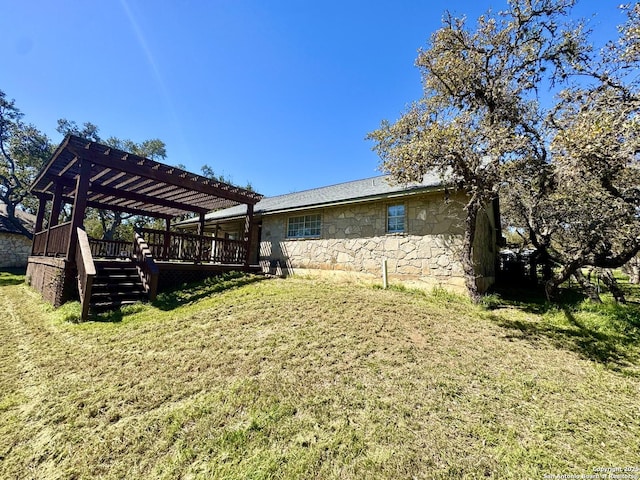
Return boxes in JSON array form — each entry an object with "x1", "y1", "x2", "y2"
[{"x1": 1, "y1": 0, "x2": 621, "y2": 196}]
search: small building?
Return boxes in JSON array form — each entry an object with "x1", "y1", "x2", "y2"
[
  {"x1": 0, "y1": 203, "x2": 35, "y2": 269},
  {"x1": 177, "y1": 175, "x2": 501, "y2": 294}
]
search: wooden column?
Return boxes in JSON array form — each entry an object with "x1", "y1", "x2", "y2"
[
  {"x1": 163, "y1": 218, "x2": 171, "y2": 260},
  {"x1": 49, "y1": 182, "x2": 64, "y2": 227},
  {"x1": 32, "y1": 195, "x2": 47, "y2": 255},
  {"x1": 243, "y1": 204, "x2": 254, "y2": 268},
  {"x1": 197, "y1": 213, "x2": 205, "y2": 263},
  {"x1": 66, "y1": 160, "x2": 92, "y2": 262},
  {"x1": 34, "y1": 195, "x2": 47, "y2": 233},
  {"x1": 45, "y1": 182, "x2": 65, "y2": 255}
]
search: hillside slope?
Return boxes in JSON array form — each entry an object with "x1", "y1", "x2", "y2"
[{"x1": 1, "y1": 272, "x2": 638, "y2": 479}]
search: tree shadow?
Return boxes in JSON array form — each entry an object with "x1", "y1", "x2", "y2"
[
  {"x1": 488, "y1": 284, "x2": 585, "y2": 314},
  {"x1": 152, "y1": 272, "x2": 266, "y2": 311},
  {"x1": 0, "y1": 269, "x2": 26, "y2": 287},
  {"x1": 486, "y1": 286, "x2": 640, "y2": 374}
]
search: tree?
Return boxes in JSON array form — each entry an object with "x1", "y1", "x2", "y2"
[
  {"x1": 200, "y1": 164, "x2": 253, "y2": 191},
  {"x1": 56, "y1": 119, "x2": 167, "y2": 240},
  {"x1": 368, "y1": 0, "x2": 585, "y2": 301},
  {"x1": 0, "y1": 90, "x2": 52, "y2": 235},
  {"x1": 502, "y1": 3, "x2": 640, "y2": 301}
]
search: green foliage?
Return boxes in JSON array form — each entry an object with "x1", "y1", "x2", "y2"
[
  {"x1": 367, "y1": 0, "x2": 586, "y2": 301},
  {"x1": 0, "y1": 90, "x2": 52, "y2": 223}
]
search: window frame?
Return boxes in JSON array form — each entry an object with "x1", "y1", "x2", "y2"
[
  {"x1": 286, "y1": 213, "x2": 322, "y2": 239},
  {"x1": 386, "y1": 203, "x2": 406, "y2": 234}
]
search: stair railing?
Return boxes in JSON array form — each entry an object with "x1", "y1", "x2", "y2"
[
  {"x1": 76, "y1": 228, "x2": 96, "y2": 321},
  {"x1": 133, "y1": 231, "x2": 159, "y2": 301}
]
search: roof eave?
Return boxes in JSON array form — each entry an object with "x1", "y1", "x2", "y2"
[{"x1": 179, "y1": 184, "x2": 446, "y2": 227}]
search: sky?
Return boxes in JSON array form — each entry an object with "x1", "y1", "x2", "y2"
[{"x1": 1, "y1": 0, "x2": 623, "y2": 197}]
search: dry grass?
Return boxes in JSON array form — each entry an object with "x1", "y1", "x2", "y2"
[{"x1": 0, "y1": 270, "x2": 638, "y2": 479}]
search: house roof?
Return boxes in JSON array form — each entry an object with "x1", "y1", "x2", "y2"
[
  {"x1": 30, "y1": 135, "x2": 263, "y2": 219},
  {"x1": 176, "y1": 173, "x2": 446, "y2": 227},
  {"x1": 0, "y1": 203, "x2": 36, "y2": 235}
]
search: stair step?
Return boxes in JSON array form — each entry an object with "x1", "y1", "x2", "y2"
[
  {"x1": 96, "y1": 269, "x2": 139, "y2": 274},
  {"x1": 90, "y1": 299, "x2": 144, "y2": 312},
  {"x1": 91, "y1": 284, "x2": 146, "y2": 294},
  {"x1": 93, "y1": 282, "x2": 144, "y2": 288},
  {"x1": 89, "y1": 260, "x2": 148, "y2": 314},
  {"x1": 91, "y1": 292, "x2": 146, "y2": 301},
  {"x1": 94, "y1": 275, "x2": 143, "y2": 282}
]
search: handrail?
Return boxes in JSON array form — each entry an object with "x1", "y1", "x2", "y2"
[
  {"x1": 137, "y1": 227, "x2": 245, "y2": 264},
  {"x1": 75, "y1": 228, "x2": 96, "y2": 321},
  {"x1": 89, "y1": 238, "x2": 134, "y2": 258},
  {"x1": 133, "y1": 231, "x2": 159, "y2": 301}
]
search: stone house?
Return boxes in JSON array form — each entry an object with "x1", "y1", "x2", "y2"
[
  {"x1": 0, "y1": 203, "x2": 35, "y2": 269},
  {"x1": 177, "y1": 174, "x2": 501, "y2": 293}
]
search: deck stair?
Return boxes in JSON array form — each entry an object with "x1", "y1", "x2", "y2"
[{"x1": 90, "y1": 259, "x2": 148, "y2": 313}]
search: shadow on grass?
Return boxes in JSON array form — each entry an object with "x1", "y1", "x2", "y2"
[
  {"x1": 86, "y1": 273, "x2": 267, "y2": 322},
  {"x1": 488, "y1": 283, "x2": 586, "y2": 314},
  {"x1": 0, "y1": 269, "x2": 26, "y2": 287},
  {"x1": 487, "y1": 284, "x2": 640, "y2": 374},
  {"x1": 152, "y1": 272, "x2": 266, "y2": 311}
]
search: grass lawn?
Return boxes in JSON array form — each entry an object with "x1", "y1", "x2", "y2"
[{"x1": 1, "y1": 270, "x2": 639, "y2": 479}]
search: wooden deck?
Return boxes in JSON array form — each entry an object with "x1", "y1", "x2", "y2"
[{"x1": 29, "y1": 226, "x2": 257, "y2": 319}]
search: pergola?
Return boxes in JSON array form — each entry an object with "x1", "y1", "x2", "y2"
[
  {"x1": 28, "y1": 135, "x2": 263, "y2": 319},
  {"x1": 30, "y1": 134, "x2": 262, "y2": 262}
]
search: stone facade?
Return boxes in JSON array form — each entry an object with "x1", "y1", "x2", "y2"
[
  {"x1": 250, "y1": 191, "x2": 497, "y2": 293},
  {"x1": 0, "y1": 233, "x2": 33, "y2": 269}
]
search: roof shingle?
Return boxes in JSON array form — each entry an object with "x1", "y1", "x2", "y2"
[{"x1": 177, "y1": 173, "x2": 445, "y2": 225}]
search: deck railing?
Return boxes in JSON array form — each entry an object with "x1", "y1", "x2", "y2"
[
  {"x1": 75, "y1": 228, "x2": 96, "y2": 321},
  {"x1": 133, "y1": 231, "x2": 159, "y2": 301},
  {"x1": 212, "y1": 237, "x2": 247, "y2": 264},
  {"x1": 31, "y1": 221, "x2": 72, "y2": 256},
  {"x1": 137, "y1": 228, "x2": 246, "y2": 264},
  {"x1": 89, "y1": 238, "x2": 134, "y2": 258},
  {"x1": 31, "y1": 224, "x2": 248, "y2": 265}
]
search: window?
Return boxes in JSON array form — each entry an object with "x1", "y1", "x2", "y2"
[
  {"x1": 287, "y1": 214, "x2": 321, "y2": 238},
  {"x1": 387, "y1": 204, "x2": 405, "y2": 233}
]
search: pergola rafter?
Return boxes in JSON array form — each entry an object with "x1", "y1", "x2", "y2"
[{"x1": 31, "y1": 135, "x2": 262, "y2": 220}]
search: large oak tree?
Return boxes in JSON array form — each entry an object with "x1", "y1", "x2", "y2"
[
  {"x1": 368, "y1": 0, "x2": 585, "y2": 301},
  {"x1": 0, "y1": 90, "x2": 52, "y2": 236}
]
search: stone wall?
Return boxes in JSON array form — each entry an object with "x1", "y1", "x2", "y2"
[
  {"x1": 257, "y1": 191, "x2": 498, "y2": 293},
  {"x1": 0, "y1": 233, "x2": 32, "y2": 268}
]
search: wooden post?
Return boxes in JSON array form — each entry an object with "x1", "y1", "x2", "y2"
[
  {"x1": 197, "y1": 213, "x2": 205, "y2": 263},
  {"x1": 45, "y1": 182, "x2": 65, "y2": 256},
  {"x1": 164, "y1": 218, "x2": 171, "y2": 260},
  {"x1": 244, "y1": 204, "x2": 254, "y2": 268},
  {"x1": 50, "y1": 182, "x2": 64, "y2": 228},
  {"x1": 67, "y1": 160, "x2": 91, "y2": 262},
  {"x1": 32, "y1": 195, "x2": 47, "y2": 255},
  {"x1": 34, "y1": 195, "x2": 47, "y2": 233},
  {"x1": 382, "y1": 258, "x2": 388, "y2": 289}
]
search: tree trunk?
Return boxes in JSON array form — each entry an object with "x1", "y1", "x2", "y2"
[
  {"x1": 600, "y1": 269, "x2": 626, "y2": 303},
  {"x1": 573, "y1": 269, "x2": 602, "y2": 303},
  {"x1": 544, "y1": 258, "x2": 582, "y2": 301},
  {"x1": 462, "y1": 200, "x2": 481, "y2": 303}
]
